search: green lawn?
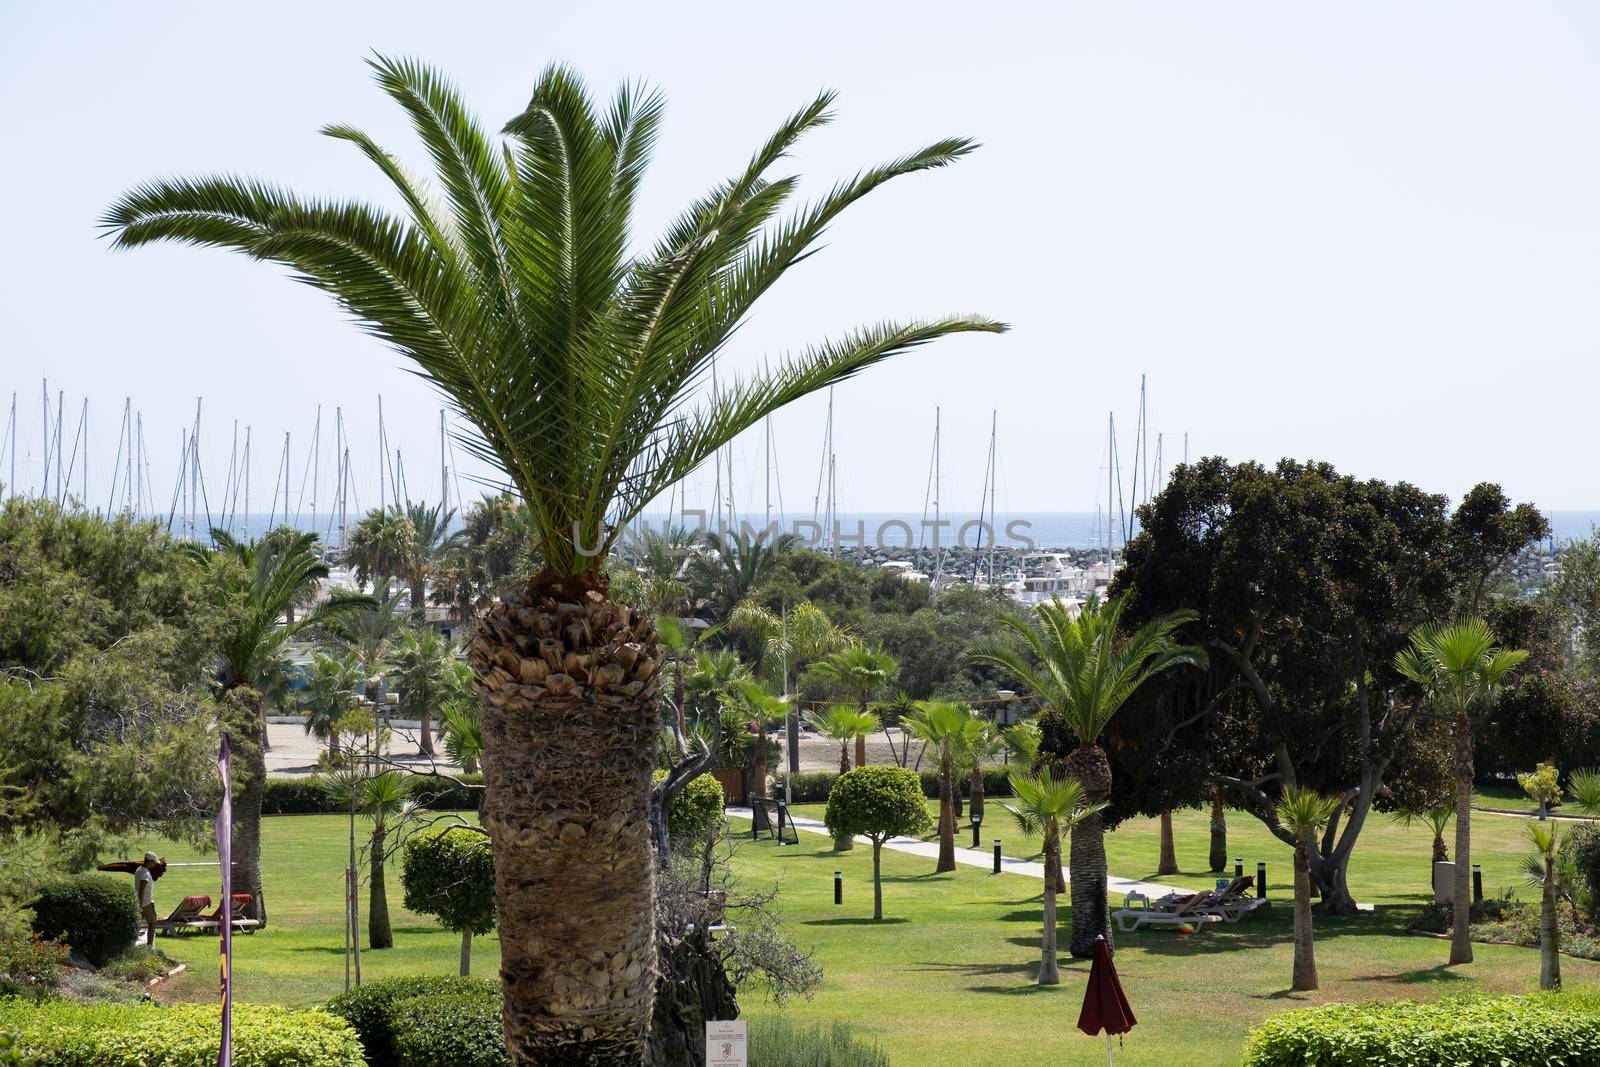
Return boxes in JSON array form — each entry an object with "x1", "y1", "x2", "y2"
[{"x1": 134, "y1": 804, "x2": 1597, "y2": 1066}]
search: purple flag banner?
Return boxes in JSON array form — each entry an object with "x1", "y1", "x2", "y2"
[{"x1": 215, "y1": 732, "x2": 233, "y2": 1067}]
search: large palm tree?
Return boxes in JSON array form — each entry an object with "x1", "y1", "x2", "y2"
[
  {"x1": 344, "y1": 507, "x2": 410, "y2": 589},
  {"x1": 1276, "y1": 786, "x2": 1342, "y2": 992},
  {"x1": 398, "y1": 501, "x2": 460, "y2": 620},
  {"x1": 727, "y1": 678, "x2": 787, "y2": 801},
  {"x1": 968, "y1": 595, "x2": 1201, "y2": 956},
  {"x1": 389, "y1": 627, "x2": 457, "y2": 755},
  {"x1": 199, "y1": 529, "x2": 367, "y2": 925},
  {"x1": 813, "y1": 645, "x2": 897, "y2": 769},
  {"x1": 105, "y1": 56, "x2": 1000, "y2": 1060},
  {"x1": 904, "y1": 700, "x2": 981, "y2": 873},
  {"x1": 1396, "y1": 618, "x2": 1527, "y2": 966},
  {"x1": 1005, "y1": 768, "x2": 1105, "y2": 985}
]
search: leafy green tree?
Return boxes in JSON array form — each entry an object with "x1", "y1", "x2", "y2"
[
  {"x1": 1396, "y1": 618, "x2": 1527, "y2": 965},
  {"x1": 813, "y1": 645, "x2": 897, "y2": 769},
  {"x1": 402, "y1": 826, "x2": 496, "y2": 976},
  {"x1": 1518, "y1": 762, "x2": 1562, "y2": 820},
  {"x1": 903, "y1": 701, "x2": 981, "y2": 873},
  {"x1": 1277, "y1": 787, "x2": 1342, "y2": 992},
  {"x1": 968, "y1": 595, "x2": 1201, "y2": 956},
  {"x1": 1004, "y1": 769, "x2": 1104, "y2": 985},
  {"x1": 824, "y1": 767, "x2": 931, "y2": 920},
  {"x1": 105, "y1": 54, "x2": 1000, "y2": 1058}
]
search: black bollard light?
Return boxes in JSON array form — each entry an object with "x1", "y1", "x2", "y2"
[
  {"x1": 971, "y1": 812, "x2": 983, "y2": 849},
  {"x1": 993, "y1": 839, "x2": 1002, "y2": 875},
  {"x1": 1473, "y1": 864, "x2": 1483, "y2": 905},
  {"x1": 834, "y1": 870, "x2": 842, "y2": 906},
  {"x1": 1257, "y1": 862, "x2": 1267, "y2": 899},
  {"x1": 1235, "y1": 857, "x2": 1244, "y2": 880}
]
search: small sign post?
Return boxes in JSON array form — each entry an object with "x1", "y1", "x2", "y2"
[{"x1": 705, "y1": 1019, "x2": 748, "y2": 1067}]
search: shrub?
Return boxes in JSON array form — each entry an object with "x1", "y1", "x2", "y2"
[
  {"x1": 326, "y1": 974, "x2": 498, "y2": 1067},
  {"x1": 747, "y1": 1016, "x2": 890, "y2": 1067},
  {"x1": 1242, "y1": 991, "x2": 1600, "y2": 1066},
  {"x1": 1567, "y1": 820, "x2": 1600, "y2": 917},
  {"x1": 100, "y1": 945, "x2": 177, "y2": 983},
  {"x1": 783, "y1": 766, "x2": 1013, "y2": 805},
  {"x1": 30, "y1": 874, "x2": 139, "y2": 967},
  {"x1": 654, "y1": 770, "x2": 724, "y2": 841},
  {"x1": 401, "y1": 828, "x2": 496, "y2": 975},
  {"x1": 1410, "y1": 890, "x2": 1518, "y2": 935},
  {"x1": 264, "y1": 773, "x2": 483, "y2": 814},
  {"x1": 391, "y1": 993, "x2": 507, "y2": 1067},
  {"x1": 0, "y1": 1000, "x2": 364, "y2": 1066},
  {"x1": 0, "y1": 933, "x2": 67, "y2": 999}
]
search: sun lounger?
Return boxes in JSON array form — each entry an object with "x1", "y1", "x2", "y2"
[
  {"x1": 1113, "y1": 891, "x2": 1223, "y2": 933},
  {"x1": 206, "y1": 894, "x2": 261, "y2": 933},
  {"x1": 1149, "y1": 876, "x2": 1267, "y2": 923},
  {"x1": 154, "y1": 895, "x2": 215, "y2": 935}
]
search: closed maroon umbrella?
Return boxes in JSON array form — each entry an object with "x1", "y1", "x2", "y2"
[{"x1": 1077, "y1": 934, "x2": 1135, "y2": 1064}]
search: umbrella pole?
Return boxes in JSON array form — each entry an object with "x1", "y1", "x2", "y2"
[{"x1": 1106, "y1": 1032, "x2": 1113, "y2": 1066}]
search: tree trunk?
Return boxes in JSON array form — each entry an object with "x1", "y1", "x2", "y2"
[
  {"x1": 1065, "y1": 744, "x2": 1112, "y2": 957},
  {"x1": 855, "y1": 734, "x2": 867, "y2": 770},
  {"x1": 418, "y1": 704, "x2": 435, "y2": 757},
  {"x1": 936, "y1": 752, "x2": 956, "y2": 873},
  {"x1": 230, "y1": 696, "x2": 269, "y2": 927},
  {"x1": 970, "y1": 765, "x2": 985, "y2": 825},
  {"x1": 838, "y1": 741, "x2": 850, "y2": 774},
  {"x1": 460, "y1": 928, "x2": 473, "y2": 977},
  {"x1": 953, "y1": 776, "x2": 965, "y2": 822},
  {"x1": 1291, "y1": 842, "x2": 1318, "y2": 991},
  {"x1": 1038, "y1": 831, "x2": 1060, "y2": 985},
  {"x1": 1540, "y1": 856, "x2": 1561, "y2": 990},
  {"x1": 1209, "y1": 789, "x2": 1227, "y2": 873},
  {"x1": 646, "y1": 928, "x2": 737, "y2": 1067},
  {"x1": 468, "y1": 578, "x2": 662, "y2": 1065},
  {"x1": 1048, "y1": 848, "x2": 1067, "y2": 895},
  {"x1": 1157, "y1": 811, "x2": 1179, "y2": 876},
  {"x1": 1432, "y1": 833, "x2": 1448, "y2": 864},
  {"x1": 872, "y1": 841, "x2": 884, "y2": 920},
  {"x1": 1451, "y1": 709, "x2": 1474, "y2": 965},
  {"x1": 369, "y1": 821, "x2": 392, "y2": 949}
]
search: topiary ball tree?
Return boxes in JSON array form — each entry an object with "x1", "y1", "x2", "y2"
[
  {"x1": 402, "y1": 827, "x2": 496, "y2": 976},
  {"x1": 31, "y1": 874, "x2": 140, "y2": 967},
  {"x1": 653, "y1": 770, "x2": 725, "y2": 845},
  {"x1": 824, "y1": 766, "x2": 932, "y2": 920}
]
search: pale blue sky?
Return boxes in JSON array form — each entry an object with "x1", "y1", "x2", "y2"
[{"x1": 2, "y1": 2, "x2": 1597, "y2": 517}]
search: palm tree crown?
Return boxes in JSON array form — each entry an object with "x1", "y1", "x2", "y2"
[
  {"x1": 1395, "y1": 618, "x2": 1529, "y2": 715},
  {"x1": 105, "y1": 56, "x2": 1004, "y2": 580}
]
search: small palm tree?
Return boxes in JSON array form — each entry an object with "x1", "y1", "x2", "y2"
[
  {"x1": 1390, "y1": 802, "x2": 1456, "y2": 878},
  {"x1": 807, "y1": 705, "x2": 880, "y2": 777},
  {"x1": 399, "y1": 501, "x2": 460, "y2": 622},
  {"x1": 439, "y1": 691, "x2": 483, "y2": 776},
  {"x1": 958, "y1": 720, "x2": 1006, "y2": 825},
  {"x1": 1276, "y1": 786, "x2": 1342, "y2": 992},
  {"x1": 813, "y1": 645, "x2": 897, "y2": 769},
  {"x1": 322, "y1": 768, "x2": 416, "y2": 950},
  {"x1": 1006, "y1": 769, "x2": 1105, "y2": 985},
  {"x1": 904, "y1": 700, "x2": 981, "y2": 872},
  {"x1": 105, "y1": 55, "x2": 1000, "y2": 1057},
  {"x1": 1524, "y1": 820, "x2": 1563, "y2": 990},
  {"x1": 1569, "y1": 768, "x2": 1600, "y2": 815},
  {"x1": 968, "y1": 595, "x2": 1201, "y2": 956},
  {"x1": 329, "y1": 580, "x2": 410, "y2": 721},
  {"x1": 389, "y1": 628, "x2": 457, "y2": 755},
  {"x1": 727, "y1": 679, "x2": 788, "y2": 800},
  {"x1": 1396, "y1": 618, "x2": 1527, "y2": 965},
  {"x1": 301, "y1": 651, "x2": 365, "y2": 762},
  {"x1": 875, "y1": 689, "x2": 921, "y2": 767},
  {"x1": 690, "y1": 529, "x2": 798, "y2": 616},
  {"x1": 1003, "y1": 719, "x2": 1041, "y2": 768}
]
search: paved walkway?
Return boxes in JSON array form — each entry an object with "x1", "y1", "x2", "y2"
[{"x1": 726, "y1": 806, "x2": 1184, "y2": 899}]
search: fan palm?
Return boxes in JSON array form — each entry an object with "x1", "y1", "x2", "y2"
[
  {"x1": 806, "y1": 704, "x2": 880, "y2": 778},
  {"x1": 967, "y1": 595, "x2": 1201, "y2": 956},
  {"x1": 397, "y1": 501, "x2": 460, "y2": 621},
  {"x1": 389, "y1": 627, "x2": 457, "y2": 755},
  {"x1": 344, "y1": 508, "x2": 410, "y2": 589},
  {"x1": 904, "y1": 700, "x2": 982, "y2": 872},
  {"x1": 1005, "y1": 769, "x2": 1105, "y2": 985},
  {"x1": 729, "y1": 599, "x2": 851, "y2": 776},
  {"x1": 1524, "y1": 820, "x2": 1564, "y2": 990},
  {"x1": 813, "y1": 645, "x2": 897, "y2": 769},
  {"x1": 104, "y1": 56, "x2": 1000, "y2": 1059},
  {"x1": 329, "y1": 580, "x2": 409, "y2": 718},
  {"x1": 439, "y1": 686, "x2": 484, "y2": 776},
  {"x1": 1390, "y1": 802, "x2": 1456, "y2": 870},
  {"x1": 197, "y1": 528, "x2": 368, "y2": 924},
  {"x1": 321, "y1": 768, "x2": 416, "y2": 949},
  {"x1": 300, "y1": 651, "x2": 364, "y2": 762},
  {"x1": 1396, "y1": 617, "x2": 1527, "y2": 965},
  {"x1": 1277, "y1": 787, "x2": 1342, "y2": 992},
  {"x1": 958, "y1": 720, "x2": 1006, "y2": 825}
]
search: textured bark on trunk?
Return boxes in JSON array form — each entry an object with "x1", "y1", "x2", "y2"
[
  {"x1": 468, "y1": 577, "x2": 661, "y2": 1065},
  {"x1": 1065, "y1": 744, "x2": 1112, "y2": 957},
  {"x1": 1432, "y1": 834, "x2": 1448, "y2": 864},
  {"x1": 838, "y1": 741, "x2": 851, "y2": 774},
  {"x1": 1209, "y1": 789, "x2": 1228, "y2": 873},
  {"x1": 872, "y1": 841, "x2": 884, "y2": 920},
  {"x1": 418, "y1": 705, "x2": 435, "y2": 757},
  {"x1": 231, "y1": 696, "x2": 269, "y2": 927},
  {"x1": 1157, "y1": 811, "x2": 1179, "y2": 876},
  {"x1": 936, "y1": 752, "x2": 957, "y2": 873},
  {"x1": 460, "y1": 929, "x2": 473, "y2": 977},
  {"x1": 646, "y1": 929, "x2": 737, "y2": 1067},
  {"x1": 1291, "y1": 841, "x2": 1318, "y2": 991},
  {"x1": 1541, "y1": 856, "x2": 1561, "y2": 990},
  {"x1": 1039, "y1": 828, "x2": 1061, "y2": 985},
  {"x1": 1452, "y1": 710, "x2": 1474, "y2": 965},
  {"x1": 953, "y1": 778, "x2": 964, "y2": 821},
  {"x1": 369, "y1": 821, "x2": 392, "y2": 949},
  {"x1": 855, "y1": 734, "x2": 867, "y2": 769}
]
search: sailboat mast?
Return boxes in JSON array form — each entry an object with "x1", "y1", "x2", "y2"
[
  {"x1": 1105, "y1": 413, "x2": 1114, "y2": 569},
  {"x1": 988, "y1": 409, "x2": 997, "y2": 586},
  {"x1": 440, "y1": 410, "x2": 449, "y2": 514},
  {"x1": 932, "y1": 406, "x2": 942, "y2": 588}
]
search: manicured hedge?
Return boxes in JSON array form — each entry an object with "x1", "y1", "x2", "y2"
[
  {"x1": 264, "y1": 773, "x2": 483, "y2": 814},
  {"x1": 1243, "y1": 991, "x2": 1600, "y2": 1066},
  {"x1": 31, "y1": 874, "x2": 140, "y2": 967},
  {"x1": 325, "y1": 975, "x2": 499, "y2": 1067},
  {"x1": 391, "y1": 993, "x2": 507, "y2": 1067},
  {"x1": 783, "y1": 767, "x2": 1015, "y2": 805},
  {"x1": 0, "y1": 1000, "x2": 364, "y2": 1066}
]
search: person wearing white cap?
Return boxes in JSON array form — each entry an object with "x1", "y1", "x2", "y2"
[{"x1": 135, "y1": 852, "x2": 159, "y2": 947}]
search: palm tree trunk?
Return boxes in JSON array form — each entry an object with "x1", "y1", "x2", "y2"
[
  {"x1": 1065, "y1": 744, "x2": 1112, "y2": 957},
  {"x1": 872, "y1": 840, "x2": 884, "y2": 920},
  {"x1": 469, "y1": 578, "x2": 662, "y2": 1064},
  {"x1": 1209, "y1": 789, "x2": 1228, "y2": 873},
  {"x1": 418, "y1": 705, "x2": 435, "y2": 757},
  {"x1": 1541, "y1": 856, "x2": 1561, "y2": 990},
  {"x1": 856, "y1": 694, "x2": 870, "y2": 768},
  {"x1": 953, "y1": 777, "x2": 965, "y2": 821},
  {"x1": 936, "y1": 752, "x2": 957, "y2": 872},
  {"x1": 369, "y1": 820, "x2": 392, "y2": 949},
  {"x1": 1432, "y1": 833, "x2": 1448, "y2": 864},
  {"x1": 1451, "y1": 710, "x2": 1474, "y2": 965},
  {"x1": 1157, "y1": 811, "x2": 1179, "y2": 876},
  {"x1": 839, "y1": 741, "x2": 851, "y2": 774},
  {"x1": 228, "y1": 694, "x2": 269, "y2": 927},
  {"x1": 460, "y1": 929, "x2": 473, "y2": 977},
  {"x1": 1039, "y1": 828, "x2": 1061, "y2": 985},
  {"x1": 1291, "y1": 842, "x2": 1318, "y2": 991}
]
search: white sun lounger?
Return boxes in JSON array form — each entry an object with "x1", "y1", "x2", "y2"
[{"x1": 1113, "y1": 891, "x2": 1223, "y2": 933}]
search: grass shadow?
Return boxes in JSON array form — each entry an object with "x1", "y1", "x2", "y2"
[{"x1": 801, "y1": 917, "x2": 911, "y2": 926}]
